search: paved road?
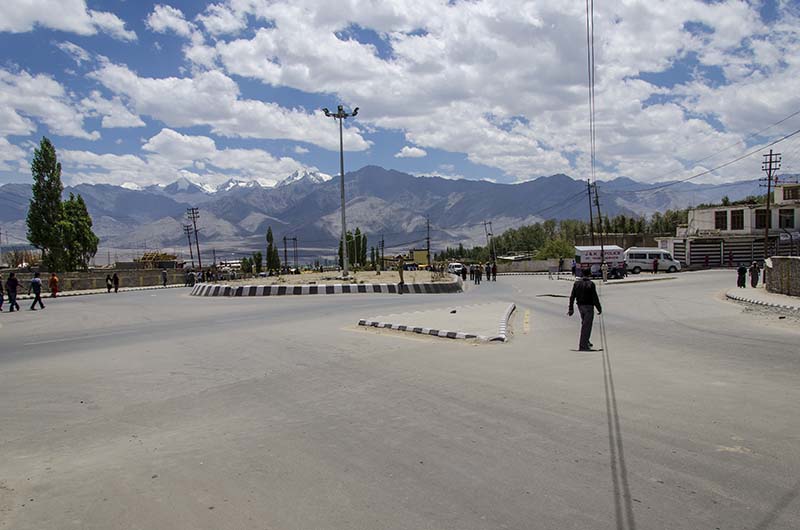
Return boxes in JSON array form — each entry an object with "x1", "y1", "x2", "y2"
[{"x1": 1, "y1": 271, "x2": 798, "y2": 529}]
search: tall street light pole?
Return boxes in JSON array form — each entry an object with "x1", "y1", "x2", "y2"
[{"x1": 323, "y1": 104, "x2": 359, "y2": 278}]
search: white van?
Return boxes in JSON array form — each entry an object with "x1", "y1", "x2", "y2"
[
  {"x1": 447, "y1": 262, "x2": 464, "y2": 274},
  {"x1": 624, "y1": 247, "x2": 681, "y2": 274}
]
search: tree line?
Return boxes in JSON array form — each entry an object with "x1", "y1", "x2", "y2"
[{"x1": 435, "y1": 210, "x2": 688, "y2": 262}]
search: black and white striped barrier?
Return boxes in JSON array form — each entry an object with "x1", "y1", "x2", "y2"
[
  {"x1": 358, "y1": 302, "x2": 516, "y2": 342},
  {"x1": 725, "y1": 291, "x2": 800, "y2": 311},
  {"x1": 190, "y1": 281, "x2": 462, "y2": 297}
]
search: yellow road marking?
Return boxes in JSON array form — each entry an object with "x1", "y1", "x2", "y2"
[{"x1": 523, "y1": 310, "x2": 530, "y2": 334}]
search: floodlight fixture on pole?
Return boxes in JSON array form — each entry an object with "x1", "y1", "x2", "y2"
[{"x1": 322, "y1": 104, "x2": 359, "y2": 278}]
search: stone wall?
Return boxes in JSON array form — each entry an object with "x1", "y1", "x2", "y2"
[
  {"x1": 765, "y1": 256, "x2": 800, "y2": 297},
  {"x1": 3, "y1": 269, "x2": 185, "y2": 292},
  {"x1": 496, "y1": 259, "x2": 560, "y2": 273}
]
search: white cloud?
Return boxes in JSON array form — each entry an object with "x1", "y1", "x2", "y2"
[
  {"x1": 89, "y1": 61, "x2": 371, "y2": 151},
  {"x1": 59, "y1": 128, "x2": 309, "y2": 188},
  {"x1": 395, "y1": 146, "x2": 427, "y2": 158},
  {"x1": 145, "y1": 4, "x2": 196, "y2": 38},
  {"x1": 0, "y1": 137, "x2": 27, "y2": 171},
  {"x1": 80, "y1": 91, "x2": 145, "y2": 128},
  {"x1": 293, "y1": 145, "x2": 310, "y2": 154},
  {"x1": 0, "y1": 0, "x2": 136, "y2": 41},
  {"x1": 197, "y1": 3, "x2": 247, "y2": 36},
  {"x1": 0, "y1": 68, "x2": 99, "y2": 139},
  {"x1": 56, "y1": 41, "x2": 90, "y2": 65}
]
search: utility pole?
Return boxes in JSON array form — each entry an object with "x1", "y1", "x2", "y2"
[
  {"x1": 488, "y1": 221, "x2": 496, "y2": 262},
  {"x1": 293, "y1": 237, "x2": 298, "y2": 268},
  {"x1": 483, "y1": 220, "x2": 492, "y2": 260},
  {"x1": 322, "y1": 104, "x2": 359, "y2": 278},
  {"x1": 183, "y1": 224, "x2": 195, "y2": 268},
  {"x1": 593, "y1": 182, "x2": 605, "y2": 264},
  {"x1": 212, "y1": 248, "x2": 217, "y2": 268},
  {"x1": 380, "y1": 234, "x2": 385, "y2": 272},
  {"x1": 761, "y1": 149, "x2": 781, "y2": 259},
  {"x1": 186, "y1": 207, "x2": 202, "y2": 269},
  {"x1": 587, "y1": 180, "x2": 596, "y2": 245},
  {"x1": 283, "y1": 236, "x2": 288, "y2": 272},
  {"x1": 426, "y1": 217, "x2": 432, "y2": 268}
]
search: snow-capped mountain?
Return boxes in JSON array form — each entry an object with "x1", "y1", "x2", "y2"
[
  {"x1": 216, "y1": 178, "x2": 263, "y2": 192},
  {"x1": 276, "y1": 169, "x2": 332, "y2": 187}
]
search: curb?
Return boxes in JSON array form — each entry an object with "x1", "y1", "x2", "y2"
[
  {"x1": 190, "y1": 281, "x2": 462, "y2": 297},
  {"x1": 725, "y1": 291, "x2": 800, "y2": 312},
  {"x1": 358, "y1": 302, "x2": 517, "y2": 342},
  {"x1": 14, "y1": 284, "x2": 188, "y2": 300},
  {"x1": 497, "y1": 272, "x2": 571, "y2": 276}
]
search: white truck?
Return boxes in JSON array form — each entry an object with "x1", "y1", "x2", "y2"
[{"x1": 574, "y1": 245, "x2": 625, "y2": 279}]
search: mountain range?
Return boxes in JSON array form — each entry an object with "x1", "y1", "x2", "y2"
[{"x1": 0, "y1": 166, "x2": 763, "y2": 262}]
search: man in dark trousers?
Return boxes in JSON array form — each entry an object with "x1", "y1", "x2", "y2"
[
  {"x1": 6, "y1": 272, "x2": 21, "y2": 312},
  {"x1": 568, "y1": 267, "x2": 602, "y2": 351},
  {"x1": 28, "y1": 271, "x2": 45, "y2": 310}
]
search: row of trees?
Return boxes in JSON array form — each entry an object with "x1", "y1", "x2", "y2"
[
  {"x1": 26, "y1": 137, "x2": 99, "y2": 271},
  {"x1": 338, "y1": 227, "x2": 368, "y2": 268},
  {"x1": 435, "y1": 210, "x2": 689, "y2": 262}
]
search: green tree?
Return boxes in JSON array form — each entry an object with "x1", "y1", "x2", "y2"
[
  {"x1": 62, "y1": 193, "x2": 99, "y2": 270},
  {"x1": 241, "y1": 256, "x2": 253, "y2": 274},
  {"x1": 27, "y1": 137, "x2": 66, "y2": 270},
  {"x1": 266, "y1": 226, "x2": 280, "y2": 273},
  {"x1": 536, "y1": 238, "x2": 575, "y2": 260},
  {"x1": 252, "y1": 251, "x2": 263, "y2": 274}
]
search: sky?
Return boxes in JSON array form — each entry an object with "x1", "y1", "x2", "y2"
[{"x1": 1, "y1": 0, "x2": 799, "y2": 189}]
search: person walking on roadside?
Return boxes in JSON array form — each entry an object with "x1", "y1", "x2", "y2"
[
  {"x1": 571, "y1": 259, "x2": 577, "y2": 276},
  {"x1": 161, "y1": 269, "x2": 168, "y2": 287},
  {"x1": 0, "y1": 273, "x2": 4, "y2": 311},
  {"x1": 749, "y1": 261, "x2": 760, "y2": 288},
  {"x1": 652, "y1": 257, "x2": 659, "y2": 274},
  {"x1": 28, "y1": 272, "x2": 45, "y2": 310},
  {"x1": 568, "y1": 267, "x2": 602, "y2": 351},
  {"x1": 485, "y1": 263, "x2": 491, "y2": 283},
  {"x1": 492, "y1": 262, "x2": 497, "y2": 281},
  {"x1": 6, "y1": 272, "x2": 21, "y2": 312},
  {"x1": 461, "y1": 266, "x2": 467, "y2": 282},
  {"x1": 49, "y1": 272, "x2": 59, "y2": 297},
  {"x1": 601, "y1": 262, "x2": 609, "y2": 283},
  {"x1": 112, "y1": 272, "x2": 120, "y2": 293},
  {"x1": 737, "y1": 263, "x2": 747, "y2": 288},
  {"x1": 105, "y1": 274, "x2": 113, "y2": 293}
]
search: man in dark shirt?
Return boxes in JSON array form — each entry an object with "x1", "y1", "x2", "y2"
[
  {"x1": 6, "y1": 272, "x2": 21, "y2": 312},
  {"x1": 568, "y1": 268, "x2": 602, "y2": 351}
]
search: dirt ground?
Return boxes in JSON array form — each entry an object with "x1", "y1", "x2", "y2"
[{"x1": 217, "y1": 270, "x2": 451, "y2": 286}]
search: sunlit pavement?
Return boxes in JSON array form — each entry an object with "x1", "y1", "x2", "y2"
[{"x1": 1, "y1": 270, "x2": 798, "y2": 530}]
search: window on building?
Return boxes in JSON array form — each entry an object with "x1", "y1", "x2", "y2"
[
  {"x1": 784, "y1": 186, "x2": 800, "y2": 200},
  {"x1": 714, "y1": 210, "x2": 727, "y2": 230},
  {"x1": 730, "y1": 210, "x2": 744, "y2": 230},
  {"x1": 755, "y1": 209, "x2": 772, "y2": 229},
  {"x1": 779, "y1": 208, "x2": 795, "y2": 229}
]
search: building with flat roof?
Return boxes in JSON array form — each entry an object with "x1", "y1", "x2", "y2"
[{"x1": 657, "y1": 183, "x2": 800, "y2": 266}]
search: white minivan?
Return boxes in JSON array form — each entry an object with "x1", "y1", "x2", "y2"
[{"x1": 624, "y1": 247, "x2": 681, "y2": 274}]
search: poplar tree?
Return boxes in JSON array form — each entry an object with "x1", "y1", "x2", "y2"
[
  {"x1": 27, "y1": 137, "x2": 65, "y2": 270},
  {"x1": 62, "y1": 193, "x2": 99, "y2": 270}
]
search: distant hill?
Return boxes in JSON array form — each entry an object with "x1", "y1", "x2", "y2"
[{"x1": 0, "y1": 166, "x2": 763, "y2": 260}]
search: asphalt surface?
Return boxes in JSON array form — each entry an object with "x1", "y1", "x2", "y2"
[{"x1": 1, "y1": 271, "x2": 798, "y2": 529}]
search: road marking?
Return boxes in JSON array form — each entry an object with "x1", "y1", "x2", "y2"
[
  {"x1": 523, "y1": 310, "x2": 530, "y2": 334},
  {"x1": 24, "y1": 330, "x2": 135, "y2": 346}
]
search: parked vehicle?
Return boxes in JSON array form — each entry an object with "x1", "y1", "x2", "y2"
[
  {"x1": 447, "y1": 262, "x2": 464, "y2": 274},
  {"x1": 574, "y1": 245, "x2": 625, "y2": 278},
  {"x1": 624, "y1": 247, "x2": 681, "y2": 273}
]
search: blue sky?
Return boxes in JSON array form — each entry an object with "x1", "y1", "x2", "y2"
[{"x1": 1, "y1": 0, "x2": 799, "y2": 189}]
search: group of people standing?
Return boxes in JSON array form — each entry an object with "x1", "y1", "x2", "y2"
[
  {"x1": 464, "y1": 263, "x2": 497, "y2": 284},
  {"x1": 0, "y1": 271, "x2": 60, "y2": 312},
  {"x1": 736, "y1": 261, "x2": 762, "y2": 289}
]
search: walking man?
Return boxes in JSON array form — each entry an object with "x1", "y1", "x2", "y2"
[
  {"x1": 652, "y1": 257, "x2": 659, "y2": 274},
  {"x1": 492, "y1": 262, "x2": 497, "y2": 281},
  {"x1": 749, "y1": 261, "x2": 760, "y2": 288},
  {"x1": 28, "y1": 272, "x2": 45, "y2": 310},
  {"x1": 737, "y1": 263, "x2": 747, "y2": 288},
  {"x1": 161, "y1": 268, "x2": 168, "y2": 287},
  {"x1": 112, "y1": 272, "x2": 120, "y2": 293},
  {"x1": 6, "y1": 272, "x2": 20, "y2": 312},
  {"x1": 49, "y1": 272, "x2": 59, "y2": 297},
  {"x1": 568, "y1": 267, "x2": 602, "y2": 351}
]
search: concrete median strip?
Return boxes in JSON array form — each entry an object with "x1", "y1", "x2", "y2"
[
  {"x1": 190, "y1": 281, "x2": 462, "y2": 297},
  {"x1": 358, "y1": 302, "x2": 516, "y2": 342},
  {"x1": 14, "y1": 283, "x2": 188, "y2": 300},
  {"x1": 725, "y1": 289, "x2": 800, "y2": 312}
]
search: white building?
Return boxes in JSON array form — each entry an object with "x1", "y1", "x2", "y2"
[{"x1": 658, "y1": 183, "x2": 800, "y2": 266}]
